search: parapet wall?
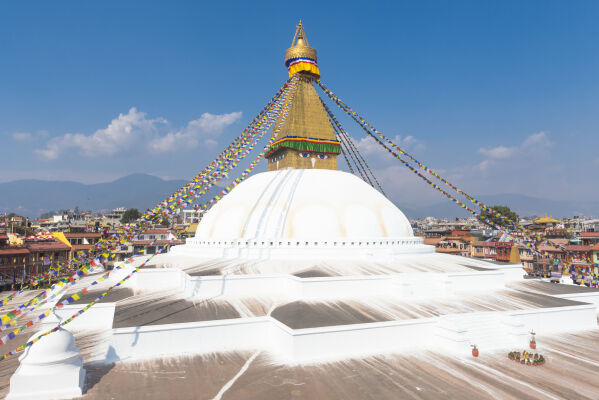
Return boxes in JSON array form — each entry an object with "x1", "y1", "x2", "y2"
[
  {"x1": 107, "y1": 303, "x2": 597, "y2": 364},
  {"x1": 175, "y1": 236, "x2": 432, "y2": 260}
]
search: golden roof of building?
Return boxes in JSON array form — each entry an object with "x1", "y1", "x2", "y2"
[{"x1": 534, "y1": 215, "x2": 561, "y2": 224}]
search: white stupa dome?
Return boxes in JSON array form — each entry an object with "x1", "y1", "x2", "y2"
[
  {"x1": 195, "y1": 169, "x2": 413, "y2": 240},
  {"x1": 172, "y1": 169, "x2": 429, "y2": 260}
]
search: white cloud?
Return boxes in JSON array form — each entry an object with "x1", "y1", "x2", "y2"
[
  {"x1": 12, "y1": 132, "x2": 33, "y2": 142},
  {"x1": 363, "y1": 164, "x2": 441, "y2": 207},
  {"x1": 190, "y1": 112, "x2": 243, "y2": 133},
  {"x1": 477, "y1": 131, "x2": 552, "y2": 164},
  {"x1": 478, "y1": 145, "x2": 516, "y2": 159},
  {"x1": 353, "y1": 134, "x2": 424, "y2": 161},
  {"x1": 443, "y1": 131, "x2": 565, "y2": 200},
  {"x1": 35, "y1": 108, "x2": 163, "y2": 160},
  {"x1": 149, "y1": 111, "x2": 242, "y2": 153},
  {"x1": 522, "y1": 131, "x2": 551, "y2": 147},
  {"x1": 12, "y1": 130, "x2": 49, "y2": 143},
  {"x1": 34, "y1": 108, "x2": 242, "y2": 160},
  {"x1": 475, "y1": 159, "x2": 493, "y2": 171}
]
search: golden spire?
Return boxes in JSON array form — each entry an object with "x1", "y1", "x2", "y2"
[
  {"x1": 291, "y1": 20, "x2": 309, "y2": 46},
  {"x1": 284, "y1": 20, "x2": 320, "y2": 79},
  {"x1": 266, "y1": 22, "x2": 340, "y2": 171}
]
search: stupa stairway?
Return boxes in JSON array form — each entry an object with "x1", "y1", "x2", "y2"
[{"x1": 435, "y1": 311, "x2": 527, "y2": 352}]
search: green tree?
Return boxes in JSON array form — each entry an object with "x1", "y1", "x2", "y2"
[
  {"x1": 480, "y1": 205, "x2": 519, "y2": 229},
  {"x1": 121, "y1": 208, "x2": 141, "y2": 224}
]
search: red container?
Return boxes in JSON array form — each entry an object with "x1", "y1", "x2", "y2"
[
  {"x1": 472, "y1": 349, "x2": 479, "y2": 357},
  {"x1": 530, "y1": 341, "x2": 536, "y2": 349}
]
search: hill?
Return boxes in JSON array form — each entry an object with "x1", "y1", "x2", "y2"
[{"x1": 0, "y1": 174, "x2": 187, "y2": 218}]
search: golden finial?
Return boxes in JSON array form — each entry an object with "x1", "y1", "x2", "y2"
[
  {"x1": 291, "y1": 20, "x2": 309, "y2": 46},
  {"x1": 285, "y1": 20, "x2": 320, "y2": 78}
]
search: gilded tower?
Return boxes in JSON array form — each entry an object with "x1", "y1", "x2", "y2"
[{"x1": 266, "y1": 21, "x2": 341, "y2": 171}]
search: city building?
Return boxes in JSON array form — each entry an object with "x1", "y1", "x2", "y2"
[
  {"x1": 580, "y1": 231, "x2": 599, "y2": 246},
  {"x1": 102, "y1": 207, "x2": 127, "y2": 227},
  {"x1": 431, "y1": 235, "x2": 474, "y2": 257},
  {"x1": 25, "y1": 240, "x2": 70, "y2": 277},
  {"x1": 55, "y1": 232, "x2": 103, "y2": 259},
  {"x1": 131, "y1": 229, "x2": 184, "y2": 255}
]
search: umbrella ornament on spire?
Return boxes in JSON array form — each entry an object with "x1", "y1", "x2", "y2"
[{"x1": 285, "y1": 20, "x2": 320, "y2": 79}]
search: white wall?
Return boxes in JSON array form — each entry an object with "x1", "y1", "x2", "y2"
[
  {"x1": 106, "y1": 303, "x2": 597, "y2": 364},
  {"x1": 130, "y1": 268, "x2": 512, "y2": 301},
  {"x1": 54, "y1": 303, "x2": 115, "y2": 331},
  {"x1": 108, "y1": 317, "x2": 271, "y2": 362},
  {"x1": 509, "y1": 304, "x2": 597, "y2": 333}
]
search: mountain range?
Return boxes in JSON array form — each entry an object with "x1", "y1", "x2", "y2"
[
  {"x1": 0, "y1": 174, "x2": 596, "y2": 219},
  {"x1": 402, "y1": 193, "x2": 598, "y2": 219},
  {"x1": 0, "y1": 174, "x2": 187, "y2": 218}
]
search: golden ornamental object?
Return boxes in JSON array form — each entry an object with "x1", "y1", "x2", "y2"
[{"x1": 284, "y1": 20, "x2": 320, "y2": 79}]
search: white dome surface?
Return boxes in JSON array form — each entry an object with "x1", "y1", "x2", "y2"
[{"x1": 195, "y1": 169, "x2": 413, "y2": 240}]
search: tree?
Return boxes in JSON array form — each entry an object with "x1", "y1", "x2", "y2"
[
  {"x1": 121, "y1": 208, "x2": 141, "y2": 224},
  {"x1": 480, "y1": 205, "x2": 519, "y2": 229}
]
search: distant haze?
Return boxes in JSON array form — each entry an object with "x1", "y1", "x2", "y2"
[
  {"x1": 402, "y1": 193, "x2": 598, "y2": 220},
  {"x1": 0, "y1": 174, "x2": 186, "y2": 218},
  {"x1": 0, "y1": 173, "x2": 595, "y2": 219}
]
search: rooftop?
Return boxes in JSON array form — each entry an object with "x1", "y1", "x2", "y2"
[
  {"x1": 26, "y1": 241, "x2": 71, "y2": 251},
  {"x1": 580, "y1": 232, "x2": 599, "y2": 237},
  {"x1": 0, "y1": 247, "x2": 29, "y2": 255},
  {"x1": 63, "y1": 232, "x2": 102, "y2": 238}
]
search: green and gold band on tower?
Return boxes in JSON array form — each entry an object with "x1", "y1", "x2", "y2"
[{"x1": 265, "y1": 136, "x2": 341, "y2": 158}]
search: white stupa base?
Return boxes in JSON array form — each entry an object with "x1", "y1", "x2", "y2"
[
  {"x1": 176, "y1": 236, "x2": 432, "y2": 260},
  {"x1": 7, "y1": 366, "x2": 85, "y2": 400},
  {"x1": 560, "y1": 276, "x2": 574, "y2": 285},
  {"x1": 7, "y1": 320, "x2": 86, "y2": 400}
]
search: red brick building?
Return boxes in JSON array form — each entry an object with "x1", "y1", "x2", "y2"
[
  {"x1": 25, "y1": 240, "x2": 70, "y2": 277},
  {"x1": 481, "y1": 241, "x2": 514, "y2": 262},
  {"x1": 580, "y1": 232, "x2": 599, "y2": 246}
]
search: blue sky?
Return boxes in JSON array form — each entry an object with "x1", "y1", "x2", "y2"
[{"x1": 1, "y1": 1, "x2": 598, "y2": 208}]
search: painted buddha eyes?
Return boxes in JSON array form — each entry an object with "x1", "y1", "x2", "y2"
[
  {"x1": 298, "y1": 152, "x2": 328, "y2": 159},
  {"x1": 270, "y1": 154, "x2": 285, "y2": 162}
]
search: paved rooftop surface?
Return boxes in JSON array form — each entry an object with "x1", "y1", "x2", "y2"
[
  {"x1": 113, "y1": 293, "x2": 244, "y2": 328},
  {"x1": 511, "y1": 280, "x2": 599, "y2": 295},
  {"x1": 270, "y1": 290, "x2": 583, "y2": 329},
  {"x1": 61, "y1": 288, "x2": 134, "y2": 305},
  {"x1": 73, "y1": 324, "x2": 599, "y2": 400}
]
